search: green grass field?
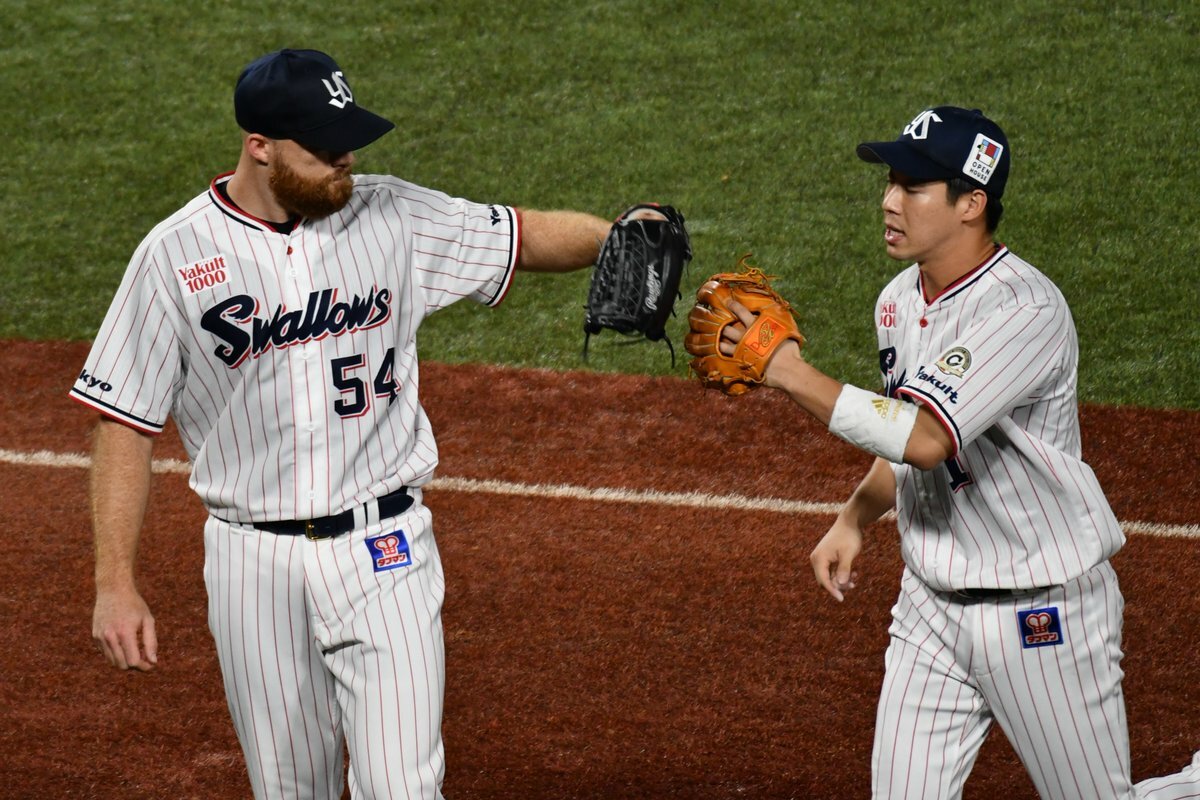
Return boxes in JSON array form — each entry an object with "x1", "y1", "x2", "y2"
[{"x1": 3, "y1": 1, "x2": 1197, "y2": 408}]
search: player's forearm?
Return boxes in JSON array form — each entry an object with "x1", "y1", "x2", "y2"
[
  {"x1": 516, "y1": 209, "x2": 611, "y2": 272},
  {"x1": 769, "y1": 349, "x2": 954, "y2": 469},
  {"x1": 768, "y1": 356, "x2": 902, "y2": 516},
  {"x1": 766, "y1": 346, "x2": 844, "y2": 425},
  {"x1": 90, "y1": 418, "x2": 155, "y2": 590},
  {"x1": 838, "y1": 457, "x2": 897, "y2": 529}
]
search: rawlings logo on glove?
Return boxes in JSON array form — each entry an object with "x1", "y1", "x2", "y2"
[
  {"x1": 583, "y1": 204, "x2": 692, "y2": 364},
  {"x1": 684, "y1": 256, "x2": 806, "y2": 395}
]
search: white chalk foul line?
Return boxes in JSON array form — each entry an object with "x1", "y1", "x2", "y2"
[
  {"x1": 4, "y1": 447, "x2": 1198, "y2": 540},
  {"x1": 428, "y1": 475, "x2": 845, "y2": 516}
]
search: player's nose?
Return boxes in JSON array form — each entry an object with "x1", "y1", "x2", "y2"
[{"x1": 881, "y1": 181, "x2": 902, "y2": 213}]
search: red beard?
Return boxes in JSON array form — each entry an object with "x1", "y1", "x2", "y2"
[{"x1": 268, "y1": 158, "x2": 354, "y2": 220}]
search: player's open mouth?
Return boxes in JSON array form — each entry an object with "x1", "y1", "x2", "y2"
[{"x1": 884, "y1": 226, "x2": 904, "y2": 245}]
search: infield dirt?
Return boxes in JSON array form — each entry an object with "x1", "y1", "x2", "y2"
[{"x1": 2, "y1": 340, "x2": 1197, "y2": 798}]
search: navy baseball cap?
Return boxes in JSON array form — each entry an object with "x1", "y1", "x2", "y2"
[
  {"x1": 857, "y1": 106, "x2": 1010, "y2": 198},
  {"x1": 234, "y1": 49, "x2": 395, "y2": 153}
]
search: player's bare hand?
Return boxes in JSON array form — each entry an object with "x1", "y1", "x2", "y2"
[
  {"x1": 623, "y1": 207, "x2": 668, "y2": 222},
  {"x1": 810, "y1": 520, "x2": 863, "y2": 602},
  {"x1": 93, "y1": 586, "x2": 158, "y2": 672},
  {"x1": 715, "y1": 295, "x2": 751, "y2": 354},
  {"x1": 716, "y1": 296, "x2": 804, "y2": 383}
]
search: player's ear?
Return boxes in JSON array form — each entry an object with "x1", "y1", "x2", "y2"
[
  {"x1": 959, "y1": 188, "x2": 989, "y2": 225},
  {"x1": 242, "y1": 132, "x2": 274, "y2": 166}
]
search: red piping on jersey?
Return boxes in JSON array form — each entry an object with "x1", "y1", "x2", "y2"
[
  {"x1": 918, "y1": 243, "x2": 1006, "y2": 305},
  {"x1": 208, "y1": 172, "x2": 284, "y2": 234},
  {"x1": 68, "y1": 392, "x2": 164, "y2": 436},
  {"x1": 510, "y1": 207, "x2": 526, "y2": 271},
  {"x1": 492, "y1": 207, "x2": 522, "y2": 306},
  {"x1": 895, "y1": 387, "x2": 961, "y2": 458},
  {"x1": 513, "y1": 207, "x2": 523, "y2": 274}
]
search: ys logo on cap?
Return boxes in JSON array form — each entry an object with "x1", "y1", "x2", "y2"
[
  {"x1": 903, "y1": 110, "x2": 943, "y2": 140},
  {"x1": 365, "y1": 531, "x2": 412, "y2": 572},
  {"x1": 322, "y1": 71, "x2": 353, "y2": 109}
]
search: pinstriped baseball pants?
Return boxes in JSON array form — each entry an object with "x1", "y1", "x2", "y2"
[
  {"x1": 203, "y1": 498, "x2": 446, "y2": 799},
  {"x1": 873, "y1": 562, "x2": 1134, "y2": 799}
]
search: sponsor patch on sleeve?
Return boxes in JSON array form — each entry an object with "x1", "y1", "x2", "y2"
[
  {"x1": 365, "y1": 530, "x2": 412, "y2": 572},
  {"x1": 176, "y1": 254, "x2": 230, "y2": 295},
  {"x1": 879, "y1": 300, "x2": 897, "y2": 329},
  {"x1": 1017, "y1": 607, "x2": 1064, "y2": 648}
]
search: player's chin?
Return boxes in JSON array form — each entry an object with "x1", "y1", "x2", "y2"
[
  {"x1": 882, "y1": 234, "x2": 911, "y2": 261},
  {"x1": 300, "y1": 178, "x2": 354, "y2": 219}
]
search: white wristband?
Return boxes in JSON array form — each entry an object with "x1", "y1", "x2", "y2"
[{"x1": 828, "y1": 384, "x2": 919, "y2": 464}]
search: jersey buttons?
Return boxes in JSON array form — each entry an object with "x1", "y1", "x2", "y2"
[{"x1": 919, "y1": 318, "x2": 929, "y2": 328}]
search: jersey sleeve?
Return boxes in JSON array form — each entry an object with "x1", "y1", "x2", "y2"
[
  {"x1": 895, "y1": 299, "x2": 1074, "y2": 454},
  {"x1": 401, "y1": 185, "x2": 519, "y2": 312},
  {"x1": 69, "y1": 240, "x2": 183, "y2": 434}
]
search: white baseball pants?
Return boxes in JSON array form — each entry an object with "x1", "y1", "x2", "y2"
[{"x1": 203, "y1": 496, "x2": 446, "y2": 799}]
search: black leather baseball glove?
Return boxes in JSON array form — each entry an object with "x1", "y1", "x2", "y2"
[{"x1": 583, "y1": 204, "x2": 692, "y2": 364}]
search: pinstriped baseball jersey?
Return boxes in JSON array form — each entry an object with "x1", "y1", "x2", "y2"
[
  {"x1": 875, "y1": 245, "x2": 1124, "y2": 591},
  {"x1": 71, "y1": 172, "x2": 518, "y2": 522}
]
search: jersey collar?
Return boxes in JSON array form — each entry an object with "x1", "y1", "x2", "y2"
[
  {"x1": 208, "y1": 172, "x2": 294, "y2": 234},
  {"x1": 917, "y1": 243, "x2": 1007, "y2": 306}
]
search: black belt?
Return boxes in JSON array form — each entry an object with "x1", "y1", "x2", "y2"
[
  {"x1": 233, "y1": 487, "x2": 413, "y2": 540},
  {"x1": 950, "y1": 585, "x2": 1056, "y2": 600}
]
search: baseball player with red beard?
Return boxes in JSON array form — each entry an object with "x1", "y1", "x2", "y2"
[
  {"x1": 691, "y1": 106, "x2": 1198, "y2": 798},
  {"x1": 73, "y1": 48, "x2": 671, "y2": 799}
]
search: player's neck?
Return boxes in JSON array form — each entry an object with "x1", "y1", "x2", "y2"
[
  {"x1": 227, "y1": 155, "x2": 292, "y2": 225},
  {"x1": 918, "y1": 237, "x2": 998, "y2": 300}
]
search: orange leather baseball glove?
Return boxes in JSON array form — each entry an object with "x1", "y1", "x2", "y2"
[{"x1": 684, "y1": 256, "x2": 805, "y2": 395}]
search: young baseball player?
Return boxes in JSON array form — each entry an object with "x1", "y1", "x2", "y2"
[
  {"x1": 73, "y1": 47, "x2": 672, "y2": 800},
  {"x1": 688, "y1": 106, "x2": 1198, "y2": 798}
]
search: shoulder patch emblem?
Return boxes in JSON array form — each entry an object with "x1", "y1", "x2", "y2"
[{"x1": 935, "y1": 346, "x2": 972, "y2": 377}]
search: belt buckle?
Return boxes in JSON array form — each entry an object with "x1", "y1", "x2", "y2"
[{"x1": 304, "y1": 520, "x2": 329, "y2": 541}]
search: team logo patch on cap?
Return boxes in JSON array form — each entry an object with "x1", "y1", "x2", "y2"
[
  {"x1": 963, "y1": 134, "x2": 1003, "y2": 186},
  {"x1": 1017, "y1": 607, "x2": 1064, "y2": 648},
  {"x1": 365, "y1": 531, "x2": 412, "y2": 572},
  {"x1": 935, "y1": 346, "x2": 972, "y2": 377}
]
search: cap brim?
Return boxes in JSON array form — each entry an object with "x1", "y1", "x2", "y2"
[
  {"x1": 293, "y1": 106, "x2": 395, "y2": 153},
  {"x1": 856, "y1": 140, "x2": 956, "y2": 182}
]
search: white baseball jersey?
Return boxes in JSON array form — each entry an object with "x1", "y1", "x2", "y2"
[
  {"x1": 875, "y1": 244, "x2": 1124, "y2": 591},
  {"x1": 71, "y1": 172, "x2": 518, "y2": 521},
  {"x1": 72, "y1": 172, "x2": 519, "y2": 799},
  {"x1": 867, "y1": 245, "x2": 1200, "y2": 799}
]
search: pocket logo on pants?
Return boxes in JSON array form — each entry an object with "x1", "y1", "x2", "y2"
[
  {"x1": 366, "y1": 531, "x2": 412, "y2": 572},
  {"x1": 1017, "y1": 607, "x2": 1063, "y2": 648}
]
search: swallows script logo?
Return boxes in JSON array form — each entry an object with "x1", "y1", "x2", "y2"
[{"x1": 201, "y1": 287, "x2": 391, "y2": 368}]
